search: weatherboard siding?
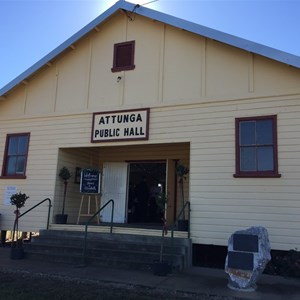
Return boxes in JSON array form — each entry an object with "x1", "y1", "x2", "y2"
[
  {"x1": 151, "y1": 100, "x2": 300, "y2": 251},
  {"x1": 1, "y1": 97, "x2": 300, "y2": 249},
  {"x1": 188, "y1": 96, "x2": 300, "y2": 251}
]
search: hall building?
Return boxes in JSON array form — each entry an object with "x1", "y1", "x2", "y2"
[{"x1": 1, "y1": 1, "x2": 300, "y2": 261}]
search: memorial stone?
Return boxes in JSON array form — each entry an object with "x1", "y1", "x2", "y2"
[{"x1": 225, "y1": 226, "x2": 271, "y2": 291}]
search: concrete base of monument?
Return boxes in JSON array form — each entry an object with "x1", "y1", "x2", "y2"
[{"x1": 227, "y1": 282, "x2": 256, "y2": 292}]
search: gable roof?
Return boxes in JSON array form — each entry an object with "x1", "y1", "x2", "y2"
[{"x1": 1, "y1": 0, "x2": 300, "y2": 97}]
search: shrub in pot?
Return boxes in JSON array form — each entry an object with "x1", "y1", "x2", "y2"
[
  {"x1": 55, "y1": 166, "x2": 71, "y2": 224},
  {"x1": 176, "y1": 162, "x2": 189, "y2": 231},
  {"x1": 10, "y1": 192, "x2": 29, "y2": 259},
  {"x1": 152, "y1": 192, "x2": 171, "y2": 276}
]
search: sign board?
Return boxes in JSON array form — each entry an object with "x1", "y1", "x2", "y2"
[
  {"x1": 91, "y1": 108, "x2": 150, "y2": 142},
  {"x1": 227, "y1": 233, "x2": 259, "y2": 271},
  {"x1": 80, "y1": 169, "x2": 101, "y2": 194},
  {"x1": 4, "y1": 186, "x2": 17, "y2": 205},
  {"x1": 233, "y1": 234, "x2": 259, "y2": 252},
  {"x1": 227, "y1": 251, "x2": 254, "y2": 270}
]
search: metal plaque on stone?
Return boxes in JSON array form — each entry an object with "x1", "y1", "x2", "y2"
[{"x1": 225, "y1": 226, "x2": 271, "y2": 292}]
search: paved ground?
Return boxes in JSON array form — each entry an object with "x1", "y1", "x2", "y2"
[{"x1": 0, "y1": 247, "x2": 299, "y2": 300}]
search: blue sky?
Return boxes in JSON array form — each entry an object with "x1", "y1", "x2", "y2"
[{"x1": 0, "y1": 0, "x2": 299, "y2": 89}]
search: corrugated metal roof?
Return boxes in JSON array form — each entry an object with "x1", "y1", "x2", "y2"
[{"x1": 1, "y1": 0, "x2": 300, "y2": 97}]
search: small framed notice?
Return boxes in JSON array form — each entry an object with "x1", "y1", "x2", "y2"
[{"x1": 4, "y1": 186, "x2": 17, "y2": 205}]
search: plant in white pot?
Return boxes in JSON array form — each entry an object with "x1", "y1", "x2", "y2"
[
  {"x1": 10, "y1": 191, "x2": 29, "y2": 259},
  {"x1": 176, "y1": 162, "x2": 189, "y2": 231},
  {"x1": 55, "y1": 166, "x2": 71, "y2": 224}
]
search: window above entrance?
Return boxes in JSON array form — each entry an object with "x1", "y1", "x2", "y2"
[
  {"x1": 234, "y1": 115, "x2": 281, "y2": 178},
  {"x1": 1, "y1": 133, "x2": 30, "y2": 179},
  {"x1": 111, "y1": 41, "x2": 135, "y2": 72}
]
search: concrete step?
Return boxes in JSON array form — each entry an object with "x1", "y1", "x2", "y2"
[
  {"x1": 39, "y1": 229, "x2": 189, "y2": 247},
  {"x1": 24, "y1": 250, "x2": 156, "y2": 271},
  {"x1": 25, "y1": 243, "x2": 184, "y2": 264},
  {"x1": 30, "y1": 235, "x2": 186, "y2": 256}
]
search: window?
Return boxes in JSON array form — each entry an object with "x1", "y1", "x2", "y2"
[
  {"x1": 234, "y1": 116, "x2": 280, "y2": 178},
  {"x1": 111, "y1": 41, "x2": 135, "y2": 72},
  {"x1": 1, "y1": 133, "x2": 30, "y2": 178}
]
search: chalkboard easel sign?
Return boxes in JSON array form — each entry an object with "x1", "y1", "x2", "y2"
[{"x1": 80, "y1": 169, "x2": 101, "y2": 194}]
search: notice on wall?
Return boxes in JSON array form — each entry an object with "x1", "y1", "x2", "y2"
[
  {"x1": 4, "y1": 186, "x2": 17, "y2": 205},
  {"x1": 80, "y1": 169, "x2": 101, "y2": 194},
  {"x1": 91, "y1": 108, "x2": 149, "y2": 142}
]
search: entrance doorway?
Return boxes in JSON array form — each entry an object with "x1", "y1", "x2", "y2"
[{"x1": 127, "y1": 161, "x2": 166, "y2": 224}]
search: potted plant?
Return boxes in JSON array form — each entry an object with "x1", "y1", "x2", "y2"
[
  {"x1": 176, "y1": 162, "x2": 189, "y2": 231},
  {"x1": 10, "y1": 191, "x2": 29, "y2": 259},
  {"x1": 152, "y1": 192, "x2": 170, "y2": 276},
  {"x1": 55, "y1": 166, "x2": 71, "y2": 224}
]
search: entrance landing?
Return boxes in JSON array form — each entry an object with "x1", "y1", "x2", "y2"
[{"x1": 49, "y1": 224, "x2": 188, "y2": 238}]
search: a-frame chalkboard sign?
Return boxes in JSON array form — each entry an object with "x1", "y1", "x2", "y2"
[
  {"x1": 77, "y1": 168, "x2": 101, "y2": 224},
  {"x1": 80, "y1": 169, "x2": 101, "y2": 194}
]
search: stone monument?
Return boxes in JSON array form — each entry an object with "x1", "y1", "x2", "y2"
[{"x1": 225, "y1": 226, "x2": 271, "y2": 292}]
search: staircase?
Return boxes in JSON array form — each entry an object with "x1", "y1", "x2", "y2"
[{"x1": 24, "y1": 229, "x2": 192, "y2": 271}]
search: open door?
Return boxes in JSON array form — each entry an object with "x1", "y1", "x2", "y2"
[
  {"x1": 127, "y1": 161, "x2": 166, "y2": 224},
  {"x1": 101, "y1": 162, "x2": 128, "y2": 223}
]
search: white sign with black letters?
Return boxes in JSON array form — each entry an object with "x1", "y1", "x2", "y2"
[
  {"x1": 91, "y1": 108, "x2": 149, "y2": 142},
  {"x1": 4, "y1": 186, "x2": 17, "y2": 205}
]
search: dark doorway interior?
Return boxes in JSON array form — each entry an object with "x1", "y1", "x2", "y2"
[{"x1": 127, "y1": 161, "x2": 166, "y2": 224}]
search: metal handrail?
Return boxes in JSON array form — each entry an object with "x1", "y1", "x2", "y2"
[
  {"x1": 171, "y1": 201, "x2": 190, "y2": 238},
  {"x1": 11, "y1": 198, "x2": 52, "y2": 246},
  {"x1": 82, "y1": 199, "x2": 114, "y2": 265}
]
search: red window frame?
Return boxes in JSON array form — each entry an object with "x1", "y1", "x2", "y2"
[
  {"x1": 234, "y1": 115, "x2": 281, "y2": 178},
  {"x1": 1, "y1": 133, "x2": 30, "y2": 179},
  {"x1": 111, "y1": 41, "x2": 135, "y2": 72}
]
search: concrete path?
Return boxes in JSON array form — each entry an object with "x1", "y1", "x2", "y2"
[{"x1": 0, "y1": 247, "x2": 299, "y2": 300}]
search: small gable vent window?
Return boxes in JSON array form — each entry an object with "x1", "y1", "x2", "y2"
[{"x1": 111, "y1": 41, "x2": 135, "y2": 72}]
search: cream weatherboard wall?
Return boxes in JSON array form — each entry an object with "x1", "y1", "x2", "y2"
[{"x1": 0, "y1": 11, "x2": 300, "y2": 251}]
